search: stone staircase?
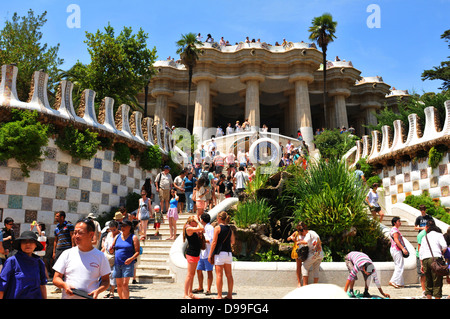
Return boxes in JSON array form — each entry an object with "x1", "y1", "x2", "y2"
[
  {"x1": 135, "y1": 212, "x2": 193, "y2": 283},
  {"x1": 375, "y1": 212, "x2": 419, "y2": 248}
]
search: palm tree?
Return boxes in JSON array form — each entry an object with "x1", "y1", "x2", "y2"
[
  {"x1": 176, "y1": 33, "x2": 203, "y2": 129},
  {"x1": 308, "y1": 13, "x2": 337, "y2": 129}
]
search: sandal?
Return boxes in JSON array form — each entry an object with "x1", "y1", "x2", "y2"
[
  {"x1": 388, "y1": 282, "x2": 400, "y2": 288},
  {"x1": 192, "y1": 288, "x2": 204, "y2": 294}
]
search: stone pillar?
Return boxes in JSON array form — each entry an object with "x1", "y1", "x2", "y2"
[
  {"x1": 289, "y1": 73, "x2": 314, "y2": 150},
  {"x1": 241, "y1": 74, "x2": 264, "y2": 131},
  {"x1": 192, "y1": 74, "x2": 215, "y2": 142},
  {"x1": 329, "y1": 89, "x2": 350, "y2": 129},
  {"x1": 152, "y1": 89, "x2": 172, "y2": 126}
]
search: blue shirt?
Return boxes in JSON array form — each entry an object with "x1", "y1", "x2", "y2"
[
  {"x1": 114, "y1": 234, "x2": 135, "y2": 265},
  {"x1": 170, "y1": 198, "x2": 178, "y2": 209},
  {"x1": 0, "y1": 251, "x2": 47, "y2": 299},
  {"x1": 183, "y1": 176, "x2": 197, "y2": 192}
]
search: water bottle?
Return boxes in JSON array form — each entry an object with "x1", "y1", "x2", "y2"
[{"x1": 36, "y1": 231, "x2": 47, "y2": 257}]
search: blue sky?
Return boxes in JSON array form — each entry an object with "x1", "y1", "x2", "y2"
[{"x1": 2, "y1": 0, "x2": 449, "y2": 94}]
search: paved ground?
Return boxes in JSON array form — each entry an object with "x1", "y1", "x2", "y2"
[{"x1": 46, "y1": 280, "x2": 450, "y2": 299}]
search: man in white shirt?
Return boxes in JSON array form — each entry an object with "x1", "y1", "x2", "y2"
[
  {"x1": 53, "y1": 219, "x2": 111, "y2": 299},
  {"x1": 193, "y1": 213, "x2": 215, "y2": 295},
  {"x1": 234, "y1": 166, "x2": 249, "y2": 196}
]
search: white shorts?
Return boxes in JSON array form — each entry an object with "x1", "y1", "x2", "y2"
[{"x1": 214, "y1": 251, "x2": 233, "y2": 266}]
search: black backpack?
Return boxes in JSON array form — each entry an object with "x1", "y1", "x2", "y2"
[{"x1": 201, "y1": 171, "x2": 210, "y2": 186}]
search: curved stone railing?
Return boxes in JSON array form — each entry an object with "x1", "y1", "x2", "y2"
[
  {"x1": 198, "y1": 41, "x2": 317, "y2": 53},
  {"x1": 169, "y1": 198, "x2": 417, "y2": 287},
  {"x1": 347, "y1": 100, "x2": 450, "y2": 166},
  {"x1": 0, "y1": 64, "x2": 174, "y2": 155}
]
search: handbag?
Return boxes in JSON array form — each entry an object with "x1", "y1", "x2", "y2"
[
  {"x1": 425, "y1": 234, "x2": 449, "y2": 277},
  {"x1": 390, "y1": 233, "x2": 409, "y2": 258}
]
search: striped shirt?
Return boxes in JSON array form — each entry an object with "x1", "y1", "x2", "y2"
[
  {"x1": 54, "y1": 221, "x2": 74, "y2": 251},
  {"x1": 345, "y1": 251, "x2": 381, "y2": 287}
]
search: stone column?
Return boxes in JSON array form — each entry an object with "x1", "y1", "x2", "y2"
[
  {"x1": 152, "y1": 89, "x2": 172, "y2": 126},
  {"x1": 192, "y1": 74, "x2": 215, "y2": 142},
  {"x1": 289, "y1": 73, "x2": 314, "y2": 150},
  {"x1": 241, "y1": 74, "x2": 264, "y2": 131},
  {"x1": 361, "y1": 102, "x2": 382, "y2": 133},
  {"x1": 329, "y1": 89, "x2": 350, "y2": 129}
]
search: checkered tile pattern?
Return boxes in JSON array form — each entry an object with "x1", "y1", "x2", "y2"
[
  {"x1": 381, "y1": 153, "x2": 450, "y2": 210},
  {"x1": 0, "y1": 138, "x2": 153, "y2": 234}
]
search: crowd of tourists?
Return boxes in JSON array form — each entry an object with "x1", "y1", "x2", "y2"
[{"x1": 1, "y1": 137, "x2": 449, "y2": 299}]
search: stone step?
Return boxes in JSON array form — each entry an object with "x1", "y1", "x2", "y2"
[{"x1": 134, "y1": 274, "x2": 175, "y2": 284}]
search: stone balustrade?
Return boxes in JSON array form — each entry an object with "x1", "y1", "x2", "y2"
[
  {"x1": 348, "y1": 100, "x2": 450, "y2": 166},
  {"x1": 0, "y1": 64, "x2": 174, "y2": 155}
]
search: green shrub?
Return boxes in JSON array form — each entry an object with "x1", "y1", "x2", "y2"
[
  {"x1": 113, "y1": 142, "x2": 131, "y2": 165},
  {"x1": 0, "y1": 109, "x2": 49, "y2": 176},
  {"x1": 139, "y1": 145, "x2": 162, "y2": 171},
  {"x1": 56, "y1": 125, "x2": 99, "y2": 160},
  {"x1": 281, "y1": 158, "x2": 389, "y2": 261},
  {"x1": 428, "y1": 145, "x2": 447, "y2": 171},
  {"x1": 233, "y1": 198, "x2": 273, "y2": 228},
  {"x1": 404, "y1": 192, "x2": 448, "y2": 220}
]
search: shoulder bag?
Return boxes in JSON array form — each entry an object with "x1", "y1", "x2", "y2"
[{"x1": 425, "y1": 233, "x2": 449, "y2": 277}]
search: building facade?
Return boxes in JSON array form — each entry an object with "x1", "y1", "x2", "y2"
[{"x1": 140, "y1": 41, "x2": 409, "y2": 148}]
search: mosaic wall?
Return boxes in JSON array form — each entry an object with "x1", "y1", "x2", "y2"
[
  {"x1": 381, "y1": 154, "x2": 450, "y2": 211},
  {"x1": 0, "y1": 138, "x2": 154, "y2": 236}
]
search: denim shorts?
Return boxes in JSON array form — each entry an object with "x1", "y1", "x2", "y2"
[
  {"x1": 112, "y1": 263, "x2": 134, "y2": 278},
  {"x1": 197, "y1": 258, "x2": 214, "y2": 271}
]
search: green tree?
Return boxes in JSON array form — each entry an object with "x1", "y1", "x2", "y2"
[
  {"x1": 313, "y1": 129, "x2": 358, "y2": 160},
  {"x1": 368, "y1": 90, "x2": 450, "y2": 132},
  {"x1": 309, "y1": 13, "x2": 337, "y2": 129},
  {"x1": 0, "y1": 9, "x2": 63, "y2": 102},
  {"x1": 63, "y1": 24, "x2": 157, "y2": 113},
  {"x1": 421, "y1": 29, "x2": 450, "y2": 91},
  {"x1": 176, "y1": 33, "x2": 203, "y2": 129}
]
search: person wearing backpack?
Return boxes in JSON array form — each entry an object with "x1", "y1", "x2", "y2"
[{"x1": 155, "y1": 166, "x2": 173, "y2": 214}]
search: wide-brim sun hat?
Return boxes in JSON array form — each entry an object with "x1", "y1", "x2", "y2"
[
  {"x1": 13, "y1": 231, "x2": 44, "y2": 251},
  {"x1": 114, "y1": 212, "x2": 124, "y2": 220}
]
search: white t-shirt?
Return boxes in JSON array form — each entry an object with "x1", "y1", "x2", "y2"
[
  {"x1": 367, "y1": 190, "x2": 379, "y2": 207},
  {"x1": 235, "y1": 171, "x2": 249, "y2": 189},
  {"x1": 419, "y1": 231, "x2": 448, "y2": 260},
  {"x1": 301, "y1": 230, "x2": 323, "y2": 260},
  {"x1": 200, "y1": 223, "x2": 215, "y2": 259},
  {"x1": 53, "y1": 246, "x2": 111, "y2": 299}
]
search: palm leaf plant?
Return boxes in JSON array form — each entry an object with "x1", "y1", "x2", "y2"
[
  {"x1": 308, "y1": 13, "x2": 337, "y2": 128},
  {"x1": 176, "y1": 33, "x2": 203, "y2": 129}
]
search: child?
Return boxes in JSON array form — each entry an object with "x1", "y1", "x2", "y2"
[
  {"x1": 167, "y1": 189, "x2": 179, "y2": 240},
  {"x1": 153, "y1": 205, "x2": 163, "y2": 237}
]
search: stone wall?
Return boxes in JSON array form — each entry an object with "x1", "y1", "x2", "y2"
[
  {"x1": 0, "y1": 63, "x2": 174, "y2": 237},
  {"x1": 346, "y1": 100, "x2": 450, "y2": 208},
  {"x1": 0, "y1": 137, "x2": 156, "y2": 237}
]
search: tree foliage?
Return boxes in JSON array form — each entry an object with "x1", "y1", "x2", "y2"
[
  {"x1": 313, "y1": 129, "x2": 359, "y2": 160},
  {"x1": 62, "y1": 24, "x2": 157, "y2": 112},
  {"x1": 368, "y1": 90, "x2": 450, "y2": 132},
  {"x1": 0, "y1": 9, "x2": 63, "y2": 102},
  {"x1": 309, "y1": 13, "x2": 337, "y2": 128},
  {"x1": 421, "y1": 29, "x2": 450, "y2": 91},
  {"x1": 0, "y1": 110, "x2": 49, "y2": 176}
]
